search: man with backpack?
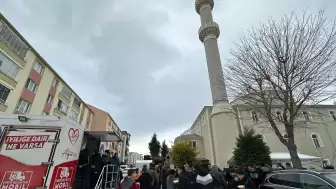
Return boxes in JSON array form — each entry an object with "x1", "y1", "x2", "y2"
[{"x1": 193, "y1": 163, "x2": 215, "y2": 189}]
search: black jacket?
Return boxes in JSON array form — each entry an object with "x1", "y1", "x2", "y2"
[
  {"x1": 137, "y1": 172, "x2": 153, "y2": 189},
  {"x1": 177, "y1": 172, "x2": 191, "y2": 189},
  {"x1": 228, "y1": 175, "x2": 256, "y2": 189},
  {"x1": 193, "y1": 166, "x2": 215, "y2": 189},
  {"x1": 90, "y1": 153, "x2": 102, "y2": 173}
]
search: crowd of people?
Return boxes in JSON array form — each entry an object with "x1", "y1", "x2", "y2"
[
  {"x1": 74, "y1": 149, "x2": 122, "y2": 189},
  {"x1": 118, "y1": 161, "x2": 275, "y2": 189},
  {"x1": 76, "y1": 147, "x2": 332, "y2": 189}
]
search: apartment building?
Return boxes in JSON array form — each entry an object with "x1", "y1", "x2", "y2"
[
  {"x1": 87, "y1": 104, "x2": 124, "y2": 157},
  {"x1": 176, "y1": 103, "x2": 336, "y2": 166},
  {"x1": 128, "y1": 152, "x2": 142, "y2": 166},
  {"x1": 121, "y1": 131, "x2": 131, "y2": 164},
  {"x1": 0, "y1": 14, "x2": 93, "y2": 129}
]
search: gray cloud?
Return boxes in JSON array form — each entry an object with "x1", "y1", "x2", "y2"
[{"x1": 1, "y1": 0, "x2": 335, "y2": 152}]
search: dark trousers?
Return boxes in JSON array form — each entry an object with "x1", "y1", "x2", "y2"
[
  {"x1": 90, "y1": 172, "x2": 100, "y2": 189},
  {"x1": 75, "y1": 166, "x2": 90, "y2": 189}
]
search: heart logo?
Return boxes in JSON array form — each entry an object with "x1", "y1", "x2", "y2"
[{"x1": 68, "y1": 128, "x2": 79, "y2": 146}]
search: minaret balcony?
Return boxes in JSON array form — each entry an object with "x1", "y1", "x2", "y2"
[
  {"x1": 195, "y1": 0, "x2": 214, "y2": 14},
  {"x1": 198, "y1": 21, "x2": 220, "y2": 42}
]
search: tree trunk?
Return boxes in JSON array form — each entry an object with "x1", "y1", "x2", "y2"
[{"x1": 287, "y1": 143, "x2": 303, "y2": 168}]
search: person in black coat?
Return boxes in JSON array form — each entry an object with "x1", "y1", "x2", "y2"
[
  {"x1": 193, "y1": 164, "x2": 215, "y2": 189},
  {"x1": 177, "y1": 165, "x2": 191, "y2": 189},
  {"x1": 90, "y1": 150, "x2": 102, "y2": 189},
  {"x1": 137, "y1": 166, "x2": 153, "y2": 189},
  {"x1": 246, "y1": 165, "x2": 264, "y2": 188},
  {"x1": 229, "y1": 169, "x2": 256, "y2": 189},
  {"x1": 75, "y1": 148, "x2": 90, "y2": 189}
]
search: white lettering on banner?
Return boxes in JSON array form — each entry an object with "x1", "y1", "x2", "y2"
[
  {"x1": 4, "y1": 135, "x2": 49, "y2": 150},
  {"x1": 53, "y1": 167, "x2": 74, "y2": 189},
  {"x1": 61, "y1": 149, "x2": 77, "y2": 160},
  {"x1": 0, "y1": 171, "x2": 33, "y2": 189}
]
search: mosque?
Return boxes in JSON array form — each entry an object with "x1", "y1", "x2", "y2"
[{"x1": 175, "y1": 0, "x2": 336, "y2": 167}]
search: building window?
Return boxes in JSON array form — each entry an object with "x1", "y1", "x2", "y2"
[
  {"x1": 52, "y1": 78, "x2": 59, "y2": 88},
  {"x1": 42, "y1": 112, "x2": 49, "y2": 116},
  {"x1": 302, "y1": 111, "x2": 311, "y2": 122},
  {"x1": 189, "y1": 140, "x2": 197, "y2": 148},
  {"x1": 61, "y1": 86, "x2": 72, "y2": 99},
  {"x1": 311, "y1": 134, "x2": 323, "y2": 148},
  {"x1": 252, "y1": 111, "x2": 259, "y2": 122},
  {"x1": 57, "y1": 100, "x2": 68, "y2": 114},
  {"x1": 25, "y1": 79, "x2": 38, "y2": 93},
  {"x1": 70, "y1": 109, "x2": 79, "y2": 121},
  {"x1": 46, "y1": 94, "x2": 53, "y2": 104},
  {"x1": 0, "y1": 51, "x2": 19, "y2": 79},
  {"x1": 79, "y1": 109, "x2": 84, "y2": 124},
  {"x1": 73, "y1": 97, "x2": 81, "y2": 109},
  {"x1": 32, "y1": 61, "x2": 43, "y2": 75},
  {"x1": 16, "y1": 99, "x2": 31, "y2": 114},
  {"x1": 330, "y1": 111, "x2": 336, "y2": 121},
  {"x1": 276, "y1": 111, "x2": 283, "y2": 121},
  {"x1": 0, "y1": 22, "x2": 29, "y2": 58},
  {"x1": 86, "y1": 112, "x2": 92, "y2": 128},
  {"x1": 0, "y1": 83, "x2": 10, "y2": 104}
]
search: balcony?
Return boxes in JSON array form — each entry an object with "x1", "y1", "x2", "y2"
[
  {"x1": 72, "y1": 97, "x2": 81, "y2": 112},
  {"x1": 0, "y1": 40, "x2": 26, "y2": 67},
  {"x1": 13, "y1": 110, "x2": 24, "y2": 114},
  {"x1": 21, "y1": 88, "x2": 35, "y2": 103},
  {"x1": 0, "y1": 71, "x2": 17, "y2": 88},
  {"x1": 50, "y1": 87, "x2": 56, "y2": 96},
  {"x1": 44, "y1": 103, "x2": 52, "y2": 113},
  {"x1": 54, "y1": 108, "x2": 66, "y2": 116},
  {"x1": 29, "y1": 69, "x2": 41, "y2": 84},
  {"x1": 0, "y1": 102, "x2": 7, "y2": 112},
  {"x1": 59, "y1": 93, "x2": 70, "y2": 104}
]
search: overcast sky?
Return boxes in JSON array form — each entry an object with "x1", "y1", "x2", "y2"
[{"x1": 1, "y1": 0, "x2": 335, "y2": 154}]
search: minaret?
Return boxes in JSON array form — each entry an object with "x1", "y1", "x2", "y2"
[
  {"x1": 196, "y1": 0, "x2": 237, "y2": 167},
  {"x1": 195, "y1": 0, "x2": 230, "y2": 112}
]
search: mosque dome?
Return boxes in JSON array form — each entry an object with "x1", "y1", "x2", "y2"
[{"x1": 180, "y1": 129, "x2": 199, "y2": 136}]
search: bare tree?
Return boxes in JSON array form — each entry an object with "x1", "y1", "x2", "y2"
[{"x1": 225, "y1": 10, "x2": 336, "y2": 168}]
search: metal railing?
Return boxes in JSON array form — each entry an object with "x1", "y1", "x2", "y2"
[{"x1": 95, "y1": 164, "x2": 120, "y2": 189}]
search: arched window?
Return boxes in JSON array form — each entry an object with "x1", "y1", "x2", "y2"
[
  {"x1": 311, "y1": 134, "x2": 323, "y2": 148},
  {"x1": 330, "y1": 111, "x2": 336, "y2": 121},
  {"x1": 276, "y1": 111, "x2": 283, "y2": 121},
  {"x1": 252, "y1": 111, "x2": 259, "y2": 122},
  {"x1": 302, "y1": 111, "x2": 311, "y2": 122}
]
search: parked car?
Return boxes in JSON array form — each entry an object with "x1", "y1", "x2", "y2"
[
  {"x1": 120, "y1": 165, "x2": 128, "y2": 170},
  {"x1": 260, "y1": 169, "x2": 336, "y2": 189}
]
